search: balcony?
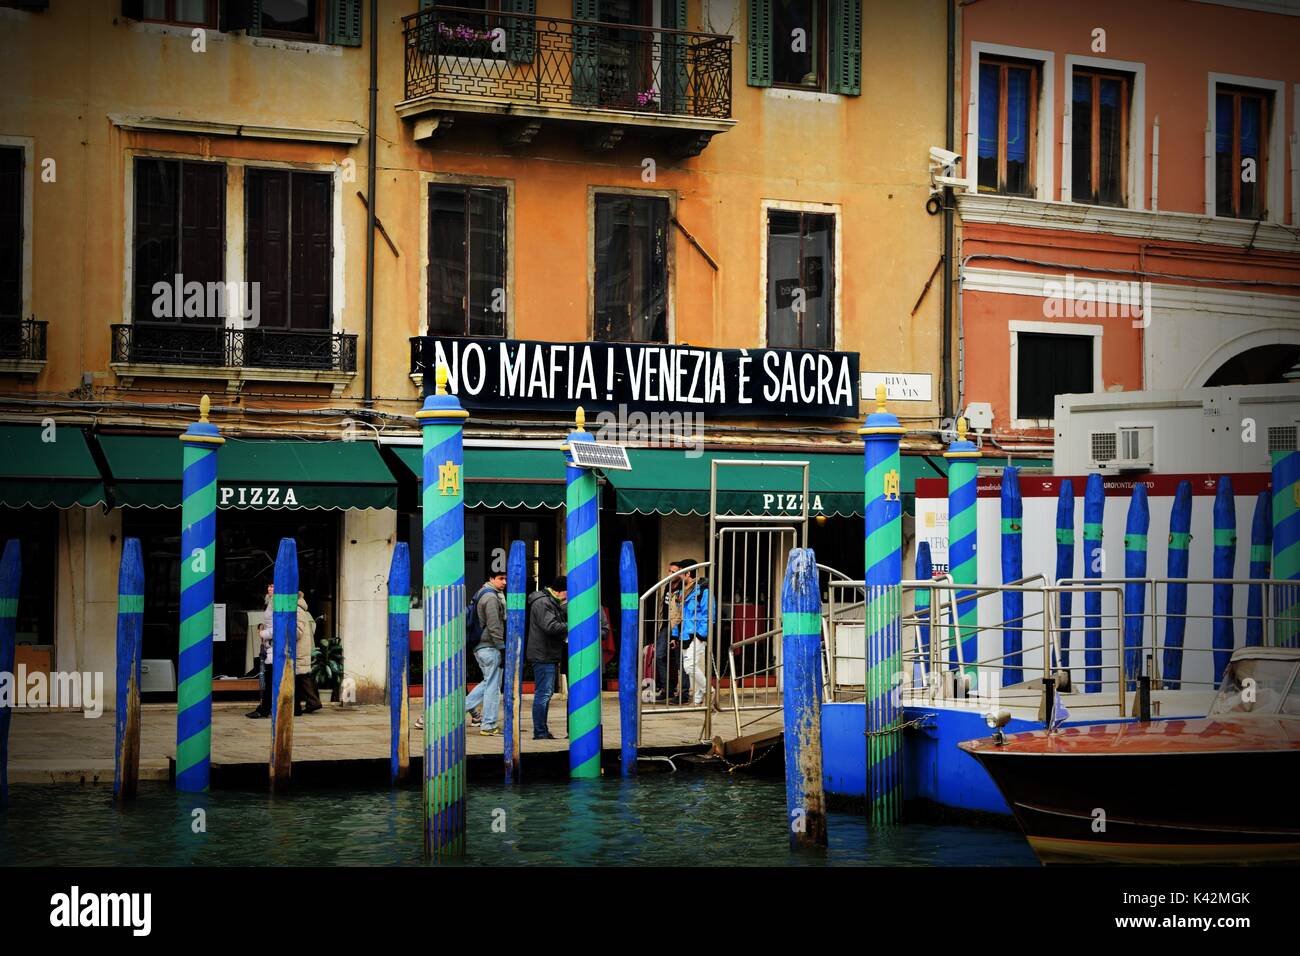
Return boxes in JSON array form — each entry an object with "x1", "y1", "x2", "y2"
[
  {"x1": 399, "y1": 5, "x2": 735, "y2": 157},
  {"x1": 0, "y1": 320, "x2": 47, "y2": 378},
  {"x1": 110, "y1": 323, "x2": 358, "y2": 397}
]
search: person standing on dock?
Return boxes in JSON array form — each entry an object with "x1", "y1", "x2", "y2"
[
  {"x1": 465, "y1": 572, "x2": 508, "y2": 736},
  {"x1": 293, "y1": 591, "x2": 323, "y2": 716},
  {"x1": 654, "y1": 561, "x2": 684, "y2": 702},
  {"x1": 525, "y1": 576, "x2": 568, "y2": 740},
  {"x1": 678, "y1": 560, "x2": 711, "y2": 707}
]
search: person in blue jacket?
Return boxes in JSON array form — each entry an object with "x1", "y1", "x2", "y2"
[{"x1": 676, "y1": 559, "x2": 710, "y2": 706}]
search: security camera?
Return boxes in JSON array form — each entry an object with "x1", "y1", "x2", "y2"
[{"x1": 929, "y1": 146, "x2": 962, "y2": 172}]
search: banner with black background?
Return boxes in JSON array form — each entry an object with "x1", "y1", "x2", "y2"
[{"x1": 415, "y1": 336, "x2": 860, "y2": 419}]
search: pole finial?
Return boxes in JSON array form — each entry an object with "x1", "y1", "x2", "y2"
[
  {"x1": 874, "y1": 383, "x2": 887, "y2": 413},
  {"x1": 199, "y1": 394, "x2": 210, "y2": 424},
  {"x1": 575, "y1": 406, "x2": 586, "y2": 432},
  {"x1": 435, "y1": 364, "x2": 449, "y2": 396},
  {"x1": 957, "y1": 416, "x2": 967, "y2": 442}
]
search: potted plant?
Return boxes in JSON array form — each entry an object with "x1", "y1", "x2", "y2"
[{"x1": 311, "y1": 637, "x2": 345, "y2": 702}]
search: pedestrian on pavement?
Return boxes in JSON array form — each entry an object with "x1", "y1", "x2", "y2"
[
  {"x1": 677, "y1": 559, "x2": 710, "y2": 706},
  {"x1": 525, "y1": 575, "x2": 568, "y2": 740},
  {"x1": 464, "y1": 571, "x2": 507, "y2": 735}
]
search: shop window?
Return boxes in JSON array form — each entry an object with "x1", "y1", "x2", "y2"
[
  {"x1": 0, "y1": 145, "x2": 21, "y2": 323},
  {"x1": 1071, "y1": 69, "x2": 1130, "y2": 207},
  {"x1": 1215, "y1": 85, "x2": 1270, "y2": 220},
  {"x1": 766, "y1": 208, "x2": 834, "y2": 350},
  {"x1": 1015, "y1": 331, "x2": 1094, "y2": 422},
  {"x1": 427, "y1": 184, "x2": 508, "y2": 338},
  {"x1": 246, "y1": 168, "x2": 333, "y2": 331},
  {"x1": 131, "y1": 157, "x2": 226, "y2": 323},
  {"x1": 593, "y1": 193, "x2": 668, "y2": 343},
  {"x1": 978, "y1": 57, "x2": 1039, "y2": 196},
  {"x1": 2, "y1": 509, "x2": 57, "y2": 649},
  {"x1": 138, "y1": 0, "x2": 215, "y2": 27}
]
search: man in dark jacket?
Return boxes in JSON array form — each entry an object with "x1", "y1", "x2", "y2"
[{"x1": 525, "y1": 576, "x2": 567, "y2": 740}]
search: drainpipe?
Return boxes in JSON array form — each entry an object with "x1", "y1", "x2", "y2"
[
  {"x1": 941, "y1": 0, "x2": 956, "y2": 421},
  {"x1": 363, "y1": 0, "x2": 379, "y2": 407}
]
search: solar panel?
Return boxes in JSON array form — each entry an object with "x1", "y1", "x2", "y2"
[{"x1": 569, "y1": 441, "x2": 632, "y2": 471}]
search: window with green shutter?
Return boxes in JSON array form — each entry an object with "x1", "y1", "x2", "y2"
[
  {"x1": 749, "y1": 0, "x2": 859, "y2": 95},
  {"x1": 326, "y1": 0, "x2": 363, "y2": 46}
]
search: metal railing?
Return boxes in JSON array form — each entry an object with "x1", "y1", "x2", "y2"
[
  {"x1": 402, "y1": 5, "x2": 733, "y2": 119},
  {"x1": 111, "y1": 323, "x2": 358, "y2": 373},
  {"x1": 0, "y1": 319, "x2": 47, "y2": 361}
]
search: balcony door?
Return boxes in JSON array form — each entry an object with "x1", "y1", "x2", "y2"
[{"x1": 573, "y1": 0, "x2": 684, "y2": 111}]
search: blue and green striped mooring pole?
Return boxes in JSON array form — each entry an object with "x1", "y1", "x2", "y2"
[
  {"x1": 1054, "y1": 481, "x2": 1075, "y2": 676},
  {"x1": 388, "y1": 541, "x2": 411, "y2": 786},
  {"x1": 1083, "y1": 473, "x2": 1105, "y2": 694},
  {"x1": 1212, "y1": 475, "x2": 1237, "y2": 685},
  {"x1": 419, "y1": 364, "x2": 469, "y2": 858},
  {"x1": 0, "y1": 539, "x2": 20, "y2": 807},
  {"x1": 618, "y1": 540, "x2": 639, "y2": 776},
  {"x1": 1162, "y1": 481, "x2": 1193, "y2": 688},
  {"x1": 945, "y1": 418, "x2": 980, "y2": 689},
  {"x1": 1000, "y1": 466, "x2": 1024, "y2": 687},
  {"x1": 1246, "y1": 490, "x2": 1272, "y2": 647},
  {"x1": 860, "y1": 384, "x2": 903, "y2": 824},
  {"x1": 1272, "y1": 450, "x2": 1300, "y2": 647},
  {"x1": 504, "y1": 539, "x2": 526, "y2": 784},
  {"x1": 564, "y1": 407, "x2": 602, "y2": 779},
  {"x1": 269, "y1": 537, "x2": 299, "y2": 793},
  {"x1": 114, "y1": 537, "x2": 145, "y2": 801},
  {"x1": 1122, "y1": 484, "x2": 1150, "y2": 691},
  {"x1": 781, "y1": 547, "x2": 827, "y2": 849},
  {"x1": 177, "y1": 395, "x2": 223, "y2": 792}
]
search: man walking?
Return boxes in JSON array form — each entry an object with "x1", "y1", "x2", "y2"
[
  {"x1": 525, "y1": 575, "x2": 568, "y2": 740},
  {"x1": 465, "y1": 571, "x2": 507, "y2": 736}
]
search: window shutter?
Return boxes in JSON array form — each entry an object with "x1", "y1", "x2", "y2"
[
  {"x1": 572, "y1": 0, "x2": 599, "y2": 106},
  {"x1": 666, "y1": 0, "x2": 688, "y2": 113},
  {"x1": 504, "y1": 0, "x2": 536, "y2": 65},
  {"x1": 827, "y1": 0, "x2": 861, "y2": 96},
  {"x1": 326, "y1": 0, "x2": 363, "y2": 47},
  {"x1": 247, "y1": 0, "x2": 264, "y2": 37},
  {"x1": 746, "y1": 0, "x2": 771, "y2": 88}
]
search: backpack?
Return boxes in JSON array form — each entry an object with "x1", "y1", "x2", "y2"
[{"x1": 464, "y1": 584, "x2": 495, "y2": 651}]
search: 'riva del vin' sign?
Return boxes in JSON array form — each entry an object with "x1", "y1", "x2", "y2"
[{"x1": 415, "y1": 337, "x2": 860, "y2": 419}]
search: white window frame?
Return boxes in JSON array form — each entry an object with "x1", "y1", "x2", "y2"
[
  {"x1": 1205, "y1": 72, "x2": 1286, "y2": 222},
  {"x1": 967, "y1": 42, "x2": 1055, "y2": 202},
  {"x1": 758, "y1": 199, "x2": 843, "y2": 349},
  {"x1": 1009, "y1": 319, "x2": 1103, "y2": 429},
  {"x1": 419, "y1": 171, "x2": 515, "y2": 339},
  {"x1": 588, "y1": 185, "x2": 676, "y2": 344},
  {"x1": 122, "y1": 150, "x2": 348, "y2": 333},
  {"x1": 1062, "y1": 55, "x2": 1146, "y2": 210},
  {"x1": 0, "y1": 135, "x2": 34, "y2": 323}
]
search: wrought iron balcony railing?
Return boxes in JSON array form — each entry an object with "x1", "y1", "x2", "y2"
[
  {"x1": 111, "y1": 324, "x2": 358, "y2": 374},
  {"x1": 402, "y1": 5, "x2": 733, "y2": 120},
  {"x1": 0, "y1": 319, "x2": 48, "y2": 362}
]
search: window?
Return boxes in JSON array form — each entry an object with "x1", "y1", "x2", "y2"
[
  {"x1": 766, "y1": 209, "x2": 834, "y2": 349},
  {"x1": 132, "y1": 158, "x2": 226, "y2": 323},
  {"x1": 771, "y1": 0, "x2": 824, "y2": 89},
  {"x1": 260, "y1": 0, "x2": 319, "y2": 41},
  {"x1": 978, "y1": 58, "x2": 1038, "y2": 196},
  {"x1": 1215, "y1": 85, "x2": 1270, "y2": 220},
  {"x1": 140, "y1": 0, "x2": 213, "y2": 26},
  {"x1": 427, "y1": 184, "x2": 507, "y2": 338},
  {"x1": 747, "y1": 0, "x2": 860, "y2": 95},
  {"x1": 0, "y1": 146, "x2": 22, "y2": 323},
  {"x1": 594, "y1": 193, "x2": 668, "y2": 343},
  {"x1": 246, "y1": 169, "x2": 333, "y2": 330},
  {"x1": 1071, "y1": 69, "x2": 1130, "y2": 207},
  {"x1": 1016, "y1": 332, "x2": 1094, "y2": 421}
]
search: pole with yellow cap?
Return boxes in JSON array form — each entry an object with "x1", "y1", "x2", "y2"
[
  {"x1": 945, "y1": 417, "x2": 980, "y2": 691},
  {"x1": 859, "y1": 385, "x2": 905, "y2": 825},
  {"x1": 418, "y1": 365, "x2": 469, "y2": 859},
  {"x1": 563, "y1": 406, "x2": 602, "y2": 779},
  {"x1": 177, "y1": 395, "x2": 223, "y2": 792}
]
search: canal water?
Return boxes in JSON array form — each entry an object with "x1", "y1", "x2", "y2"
[{"x1": 0, "y1": 775, "x2": 1037, "y2": 866}]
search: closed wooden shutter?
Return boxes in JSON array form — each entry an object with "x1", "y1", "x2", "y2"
[
  {"x1": 326, "y1": 0, "x2": 363, "y2": 46},
  {"x1": 827, "y1": 0, "x2": 861, "y2": 95},
  {"x1": 248, "y1": 169, "x2": 332, "y2": 330},
  {"x1": 0, "y1": 147, "x2": 22, "y2": 323},
  {"x1": 665, "y1": 0, "x2": 689, "y2": 113},
  {"x1": 132, "y1": 159, "x2": 179, "y2": 323},
  {"x1": 246, "y1": 168, "x2": 288, "y2": 329},
  {"x1": 747, "y1": 0, "x2": 771, "y2": 88},
  {"x1": 179, "y1": 163, "x2": 226, "y2": 323},
  {"x1": 291, "y1": 173, "x2": 333, "y2": 330}
]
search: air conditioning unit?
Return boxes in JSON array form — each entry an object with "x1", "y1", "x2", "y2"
[{"x1": 1090, "y1": 426, "x2": 1154, "y2": 471}]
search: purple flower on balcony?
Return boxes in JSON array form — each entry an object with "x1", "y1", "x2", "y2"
[{"x1": 636, "y1": 89, "x2": 658, "y2": 107}]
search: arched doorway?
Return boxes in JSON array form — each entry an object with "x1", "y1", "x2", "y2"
[{"x1": 1203, "y1": 343, "x2": 1300, "y2": 386}]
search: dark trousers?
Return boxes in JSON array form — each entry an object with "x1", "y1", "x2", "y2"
[
  {"x1": 295, "y1": 673, "x2": 322, "y2": 714},
  {"x1": 531, "y1": 661, "x2": 558, "y2": 736},
  {"x1": 654, "y1": 627, "x2": 688, "y2": 698}
]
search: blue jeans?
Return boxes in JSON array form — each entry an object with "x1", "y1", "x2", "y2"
[
  {"x1": 465, "y1": 645, "x2": 502, "y2": 730},
  {"x1": 531, "y1": 662, "x2": 558, "y2": 737}
]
